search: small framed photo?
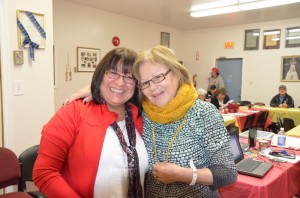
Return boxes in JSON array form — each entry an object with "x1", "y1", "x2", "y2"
[
  {"x1": 263, "y1": 29, "x2": 281, "y2": 49},
  {"x1": 160, "y1": 32, "x2": 170, "y2": 48},
  {"x1": 77, "y1": 47, "x2": 101, "y2": 72},
  {"x1": 244, "y1": 29, "x2": 260, "y2": 50},
  {"x1": 17, "y1": 10, "x2": 46, "y2": 48},
  {"x1": 281, "y1": 55, "x2": 300, "y2": 82},
  {"x1": 285, "y1": 26, "x2": 300, "y2": 48}
]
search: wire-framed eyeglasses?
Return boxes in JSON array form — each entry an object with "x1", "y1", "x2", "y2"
[
  {"x1": 105, "y1": 70, "x2": 136, "y2": 85},
  {"x1": 138, "y1": 69, "x2": 171, "y2": 90}
]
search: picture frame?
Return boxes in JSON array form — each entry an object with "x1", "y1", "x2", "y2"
[
  {"x1": 161, "y1": 32, "x2": 170, "y2": 48},
  {"x1": 281, "y1": 55, "x2": 300, "y2": 82},
  {"x1": 77, "y1": 47, "x2": 101, "y2": 72},
  {"x1": 263, "y1": 29, "x2": 281, "y2": 49},
  {"x1": 17, "y1": 10, "x2": 46, "y2": 48},
  {"x1": 285, "y1": 26, "x2": 300, "y2": 48},
  {"x1": 244, "y1": 29, "x2": 260, "y2": 50}
]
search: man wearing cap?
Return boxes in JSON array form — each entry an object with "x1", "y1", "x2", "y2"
[
  {"x1": 270, "y1": 85, "x2": 295, "y2": 108},
  {"x1": 207, "y1": 67, "x2": 225, "y2": 91}
]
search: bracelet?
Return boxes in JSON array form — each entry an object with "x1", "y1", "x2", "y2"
[{"x1": 189, "y1": 159, "x2": 197, "y2": 186}]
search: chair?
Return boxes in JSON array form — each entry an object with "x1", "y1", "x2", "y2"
[
  {"x1": 242, "y1": 113, "x2": 256, "y2": 132},
  {"x1": 238, "y1": 101, "x2": 252, "y2": 108},
  {"x1": 282, "y1": 118, "x2": 296, "y2": 132},
  {"x1": 226, "y1": 122, "x2": 236, "y2": 132},
  {"x1": 277, "y1": 117, "x2": 283, "y2": 129},
  {"x1": 18, "y1": 145, "x2": 46, "y2": 198},
  {"x1": 254, "y1": 102, "x2": 265, "y2": 106},
  {"x1": 0, "y1": 147, "x2": 33, "y2": 198},
  {"x1": 267, "y1": 122, "x2": 279, "y2": 133},
  {"x1": 255, "y1": 110, "x2": 269, "y2": 131}
]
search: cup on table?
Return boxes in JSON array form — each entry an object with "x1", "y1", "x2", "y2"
[{"x1": 258, "y1": 139, "x2": 268, "y2": 151}]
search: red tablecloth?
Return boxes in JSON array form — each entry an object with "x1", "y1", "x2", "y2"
[
  {"x1": 220, "y1": 148, "x2": 300, "y2": 198},
  {"x1": 226, "y1": 109, "x2": 272, "y2": 132}
]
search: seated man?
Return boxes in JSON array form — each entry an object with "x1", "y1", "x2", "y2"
[
  {"x1": 206, "y1": 84, "x2": 217, "y2": 102},
  {"x1": 210, "y1": 88, "x2": 230, "y2": 110},
  {"x1": 270, "y1": 85, "x2": 294, "y2": 108}
]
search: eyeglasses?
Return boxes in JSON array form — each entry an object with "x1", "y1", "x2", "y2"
[
  {"x1": 138, "y1": 69, "x2": 171, "y2": 90},
  {"x1": 105, "y1": 70, "x2": 136, "y2": 85}
]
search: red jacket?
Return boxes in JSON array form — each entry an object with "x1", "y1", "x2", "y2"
[{"x1": 33, "y1": 100, "x2": 142, "y2": 198}]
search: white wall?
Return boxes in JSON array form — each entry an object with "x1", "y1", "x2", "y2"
[
  {"x1": 54, "y1": 0, "x2": 300, "y2": 109},
  {"x1": 0, "y1": 0, "x2": 54, "y2": 155},
  {"x1": 53, "y1": 0, "x2": 183, "y2": 110},
  {"x1": 183, "y1": 19, "x2": 300, "y2": 107},
  {"x1": 1, "y1": 0, "x2": 299, "y2": 156}
]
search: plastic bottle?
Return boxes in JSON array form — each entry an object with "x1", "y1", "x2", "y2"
[
  {"x1": 277, "y1": 127, "x2": 286, "y2": 147},
  {"x1": 278, "y1": 127, "x2": 285, "y2": 135}
]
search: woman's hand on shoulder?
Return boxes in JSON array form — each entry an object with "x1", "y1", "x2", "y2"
[{"x1": 63, "y1": 85, "x2": 92, "y2": 105}]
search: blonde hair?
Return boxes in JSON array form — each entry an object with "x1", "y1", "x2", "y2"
[{"x1": 132, "y1": 45, "x2": 192, "y2": 85}]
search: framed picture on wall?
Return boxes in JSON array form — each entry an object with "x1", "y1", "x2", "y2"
[
  {"x1": 244, "y1": 29, "x2": 260, "y2": 50},
  {"x1": 285, "y1": 26, "x2": 300, "y2": 48},
  {"x1": 17, "y1": 10, "x2": 46, "y2": 48},
  {"x1": 161, "y1": 32, "x2": 170, "y2": 48},
  {"x1": 77, "y1": 47, "x2": 101, "y2": 72},
  {"x1": 281, "y1": 55, "x2": 300, "y2": 82},
  {"x1": 263, "y1": 29, "x2": 281, "y2": 49}
]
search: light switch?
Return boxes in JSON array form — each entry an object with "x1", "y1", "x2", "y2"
[{"x1": 14, "y1": 80, "x2": 24, "y2": 95}]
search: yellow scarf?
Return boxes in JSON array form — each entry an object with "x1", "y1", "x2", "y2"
[{"x1": 142, "y1": 83, "x2": 198, "y2": 124}]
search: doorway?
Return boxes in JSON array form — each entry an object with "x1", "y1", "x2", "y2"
[{"x1": 216, "y1": 58, "x2": 243, "y2": 103}]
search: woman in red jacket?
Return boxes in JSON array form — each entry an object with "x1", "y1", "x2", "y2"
[{"x1": 33, "y1": 48, "x2": 148, "y2": 198}]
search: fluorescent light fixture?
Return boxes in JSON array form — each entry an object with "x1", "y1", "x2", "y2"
[
  {"x1": 191, "y1": 6, "x2": 239, "y2": 17},
  {"x1": 238, "y1": 0, "x2": 257, "y2": 3},
  {"x1": 253, "y1": 32, "x2": 260, "y2": 36},
  {"x1": 239, "y1": 0, "x2": 300, "y2": 10},
  {"x1": 191, "y1": 0, "x2": 238, "y2": 11},
  {"x1": 191, "y1": 0, "x2": 300, "y2": 18}
]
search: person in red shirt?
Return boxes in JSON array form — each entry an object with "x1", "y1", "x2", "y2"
[{"x1": 33, "y1": 48, "x2": 148, "y2": 198}]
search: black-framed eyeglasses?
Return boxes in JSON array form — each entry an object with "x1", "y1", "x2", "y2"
[
  {"x1": 138, "y1": 69, "x2": 171, "y2": 90},
  {"x1": 105, "y1": 70, "x2": 136, "y2": 85}
]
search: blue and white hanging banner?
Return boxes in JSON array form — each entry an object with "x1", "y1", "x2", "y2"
[
  {"x1": 25, "y1": 11, "x2": 46, "y2": 39},
  {"x1": 17, "y1": 11, "x2": 46, "y2": 60},
  {"x1": 17, "y1": 18, "x2": 39, "y2": 60}
]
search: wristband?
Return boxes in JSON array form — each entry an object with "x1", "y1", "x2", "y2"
[{"x1": 189, "y1": 159, "x2": 197, "y2": 185}]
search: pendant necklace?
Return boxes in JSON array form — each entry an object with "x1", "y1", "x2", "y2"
[{"x1": 151, "y1": 113, "x2": 188, "y2": 163}]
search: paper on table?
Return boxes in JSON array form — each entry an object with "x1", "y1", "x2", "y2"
[
  {"x1": 227, "y1": 113, "x2": 248, "y2": 117},
  {"x1": 240, "y1": 130, "x2": 274, "y2": 140}
]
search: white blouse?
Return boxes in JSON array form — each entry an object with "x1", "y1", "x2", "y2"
[{"x1": 94, "y1": 120, "x2": 148, "y2": 198}]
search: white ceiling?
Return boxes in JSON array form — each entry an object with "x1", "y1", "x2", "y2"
[{"x1": 63, "y1": 0, "x2": 300, "y2": 30}]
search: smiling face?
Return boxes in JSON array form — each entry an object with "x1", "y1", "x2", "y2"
[
  {"x1": 100, "y1": 63, "x2": 136, "y2": 111},
  {"x1": 139, "y1": 61, "x2": 180, "y2": 107},
  {"x1": 279, "y1": 88, "x2": 286, "y2": 96}
]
